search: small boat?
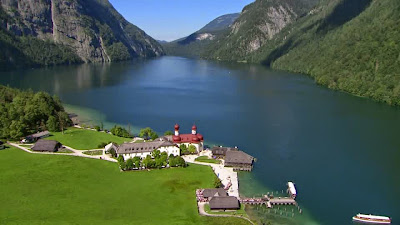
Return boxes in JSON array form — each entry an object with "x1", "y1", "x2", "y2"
[
  {"x1": 287, "y1": 181, "x2": 297, "y2": 199},
  {"x1": 352, "y1": 213, "x2": 391, "y2": 224}
]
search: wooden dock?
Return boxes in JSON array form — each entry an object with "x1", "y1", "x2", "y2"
[{"x1": 240, "y1": 195, "x2": 297, "y2": 208}]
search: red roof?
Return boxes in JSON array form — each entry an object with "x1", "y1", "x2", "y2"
[{"x1": 173, "y1": 133, "x2": 203, "y2": 144}]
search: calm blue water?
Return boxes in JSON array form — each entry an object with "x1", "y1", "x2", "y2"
[{"x1": 1, "y1": 56, "x2": 400, "y2": 225}]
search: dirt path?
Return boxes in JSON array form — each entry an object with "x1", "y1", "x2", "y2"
[{"x1": 8, "y1": 142, "x2": 117, "y2": 162}]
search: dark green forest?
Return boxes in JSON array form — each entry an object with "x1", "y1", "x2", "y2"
[
  {"x1": 204, "y1": 0, "x2": 400, "y2": 106},
  {"x1": 0, "y1": 86, "x2": 71, "y2": 140}
]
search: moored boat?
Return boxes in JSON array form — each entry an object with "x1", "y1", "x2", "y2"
[{"x1": 352, "y1": 214, "x2": 391, "y2": 224}]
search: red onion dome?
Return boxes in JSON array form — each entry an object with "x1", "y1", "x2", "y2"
[
  {"x1": 192, "y1": 136, "x2": 200, "y2": 142},
  {"x1": 192, "y1": 125, "x2": 197, "y2": 130},
  {"x1": 197, "y1": 134, "x2": 203, "y2": 141},
  {"x1": 174, "y1": 124, "x2": 180, "y2": 130},
  {"x1": 173, "y1": 135, "x2": 181, "y2": 142}
]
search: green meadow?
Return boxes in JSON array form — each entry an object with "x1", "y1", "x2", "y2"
[
  {"x1": 45, "y1": 127, "x2": 131, "y2": 150},
  {"x1": 0, "y1": 147, "x2": 251, "y2": 225}
]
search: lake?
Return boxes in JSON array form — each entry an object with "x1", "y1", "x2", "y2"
[{"x1": 1, "y1": 56, "x2": 399, "y2": 225}]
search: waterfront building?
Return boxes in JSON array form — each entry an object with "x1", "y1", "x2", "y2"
[
  {"x1": 202, "y1": 188, "x2": 227, "y2": 200},
  {"x1": 224, "y1": 150, "x2": 254, "y2": 171},
  {"x1": 31, "y1": 139, "x2": 61, "y2": 152},
  {"x1": 211, "y1": 146, "x2": 238, "y2": 158},
  {"x1": 209, "y1": 196, "x2": 240, "y2": 210},
  {"x1": 116, "y1": 140, "x2": 180, "y2": 160}
]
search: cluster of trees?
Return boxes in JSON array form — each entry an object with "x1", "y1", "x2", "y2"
[
  {"x1": 202, "y1": 0, "x2": 400, "y2": 106},
  {"x1": 117, "y1": 150, "x2": 186, "y2": 171},
  {"x1": 0, "y1": 85, "x2": 72, "y2": 140},
  {"x1": 139, "y1": 127, "x2": 158, "y2": 140},
  {"x1": 110, "y1": 125, "x2": 131, "y2": 138},
  {"x1": 180, "y1": 144, "x2": 197, "y2": 155}
]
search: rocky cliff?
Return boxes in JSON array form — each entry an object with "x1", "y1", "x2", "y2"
[
  {"x1": 204, "y1": 0, "x2": 319, "y2": 60},
  {"x1": 0, "y1": 0, "x2": 164, "y2": 68}
]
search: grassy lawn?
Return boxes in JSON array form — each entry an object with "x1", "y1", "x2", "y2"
[
  {"x1": 82, "y1": 150, "x2": 103, "y2": 156},
  {"x1": 45, "y1": 127, "x2": 131, "y2": 150},
  {"x1": 55, "y1": 148, "x2": 74, "y2": 154},
  {"x1": 0, "y1": 147, "x2": 251, "y2": 225},
  {"x1": 195, "y1": 156, "x2": 221, "y2": 164},
  {"x1": 204, "y1": 204, "x2": 249, "y2": 218}
]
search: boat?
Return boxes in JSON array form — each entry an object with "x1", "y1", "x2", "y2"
[
  {"x1": 287, "y1": 181, "x2": 297, "y2": 199},
  {"x1": 352, "y1": 214, "x2": 391, "y2": 224}
]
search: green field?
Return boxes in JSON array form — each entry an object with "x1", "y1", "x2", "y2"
[
  {"x1": 0, "y1": 147, "x2": 251, "y2": 225},
  {"x1": 195, "y1": 156, "x2": 221, "y2": 164},
  {"x1": 45, "y1": 127, "x2": 131, "y2": 150}
]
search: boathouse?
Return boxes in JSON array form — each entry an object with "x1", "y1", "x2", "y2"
[
  {"x1": 202, "y1": 188, "x2": 227, "y2": 200},
  {"x1": 25, "y1": 131, "x2": 50, "y2": 143},
  {"x1": 224, "y1": 150, "x2": 254, "y2": 171},
  {"x1": 209, "y1": 196, "x2": 240, "y2": 210},
  {"x1": 31, "y1": 139, "x2": 61, "y2": 152},
  {"x1": 211, "y1": 146, "x2": 238, "y2": 157}
]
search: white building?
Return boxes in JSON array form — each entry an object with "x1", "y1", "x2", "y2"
[{"x1": 116, "y1": 140, "x2": 180, "y2": 160}]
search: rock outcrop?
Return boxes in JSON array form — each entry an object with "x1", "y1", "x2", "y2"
[{"x1": 0, "y1": 0, "x2": 164, "y2": 64}]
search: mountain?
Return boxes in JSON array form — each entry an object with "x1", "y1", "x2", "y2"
[
  {"x1": 0, "y1": 0, "x2": 164, "y2": 70},
  {"x1": 204, "y1": 0, "x2": 400, "y2": 106},
  {"x1": 162, "y1": 13, "x2": 240, "y2": 57},
  {"x1": 203, "y1": 0, "x2": 319, "y2": 60}
]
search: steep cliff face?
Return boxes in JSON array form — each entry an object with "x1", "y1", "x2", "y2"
[
  {"x1": 204, "y1": 0, "x2": 319, "y2": 60},
  {"x1": 0, "y1": 0, "x2": 164, "y2": 65}
]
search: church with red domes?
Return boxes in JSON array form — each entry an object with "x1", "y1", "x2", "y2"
[{"x1": 162, "y1": 124, "x2": 204, "y2": 153}]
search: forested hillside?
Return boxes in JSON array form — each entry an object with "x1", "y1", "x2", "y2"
[
  {"x1": 204, "y1": 0, "x2": 400, "y2": 106},
  {"x1": 0, "y1": 85, "x2": 71, "y2": 140},
  {"x1": 0, "y1": 0, "x2": 164, "y2": 70}
]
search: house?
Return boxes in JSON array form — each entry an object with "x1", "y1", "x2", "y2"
[
  {"x1": 116, "y1": 140, "x2": 180, "y2": 160},
  {"x1": 104, "y1": 143, "x2": 118, "y2": 154},
  {"x1": 25, "y1": 131, "x2": 50, "y2": 143},
  {"x1": 224, "y1": 150, "x2": 254, "y2": 171},
  {"x1": 31, "y1": 139, "x2": 61, "y2": 152},
  {"x1": 202, "y1": 188, "x2": 227, "y2": 200},
  {"x1": 165, "y1": 124, "x2": 204, "y2": 153},
  {"x1": 211, "y1": 146, "x2": 238, "y2": 157},
  {"x1": 209, "y1": 196, "x2": 240, "y2": 210}
]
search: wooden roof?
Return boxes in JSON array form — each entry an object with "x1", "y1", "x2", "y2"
[
  {"x1": 31, "y1": 139, "x2": 60, "y2": 152},
  {"x1": 209, "y1": 196, "x2": 240, "y2": 210},
  {"x1": 224, "y1": 150, "x2": 254, "y2": 165},
  {"x1": 203, "y1": 188, "x2": 227, "y2": 198}
]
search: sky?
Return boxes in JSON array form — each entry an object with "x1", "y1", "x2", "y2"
[{"x1": 109, "y1": 0, "x2": 254, "y2": 41}]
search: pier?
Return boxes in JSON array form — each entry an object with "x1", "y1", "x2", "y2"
[{"x1": 240, "y1": 195, "x2": 297, "y2": 208}]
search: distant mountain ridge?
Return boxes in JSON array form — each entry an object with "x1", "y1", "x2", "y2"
[
  {"x1": 0, "y1": 0, "x2": 164, "y2": 70},
  {"x1": 162, "y1": 13, "x2": 240, "y2": 57}
]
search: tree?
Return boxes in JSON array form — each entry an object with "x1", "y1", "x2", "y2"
[
  {"x1": 109, "y1": 148, "x2": 117, "y2": 158},
  {"x1": 111, "y1": 125, "x2": 131, "y2": 138},
  {"x1": 180, "y1": 144, "x2": 188, "y2": 155},
  {"x1": 214, "y1": 176, "x2": 222, "y2": 188},
  {"x1": 133, "y1": 156, "x2": 141, "y2": 168},
  {"x1": 139, "y1": 127, "x2": 158, "y2": 140},
  {"x1": 142, "y1": 155, "x2": 153, "y2": 168},
  {"x1": 188, "y1": 145, "x2": 197, "y2": 154},
  {"x1": 152, "y1": 149, "x2": 161, "y2": 159},
  {"x1": 117, "y1": 155, "x2": 126, "y2": 170},
  {"x1": 176, "y1": 156, "x2": 186, "y2": 167},
  {"x1": 46, "y1": 115, "x2": 59, "y2": 132},
  {"x1": 100, "y1": 122, "x2": 104, "y2": 131},
  {"x1": 164, "y1": 130, "x2": 173, "y2": 136},
  {"x1": 57, "y1": 111, "x2": 70, "y2": 134},
  {"x1": 94, "y1": 125, "x2": 101, "y2": 131},
  {"x1": 126, "y1": 158, "x2": 134, "y2": 170}
]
